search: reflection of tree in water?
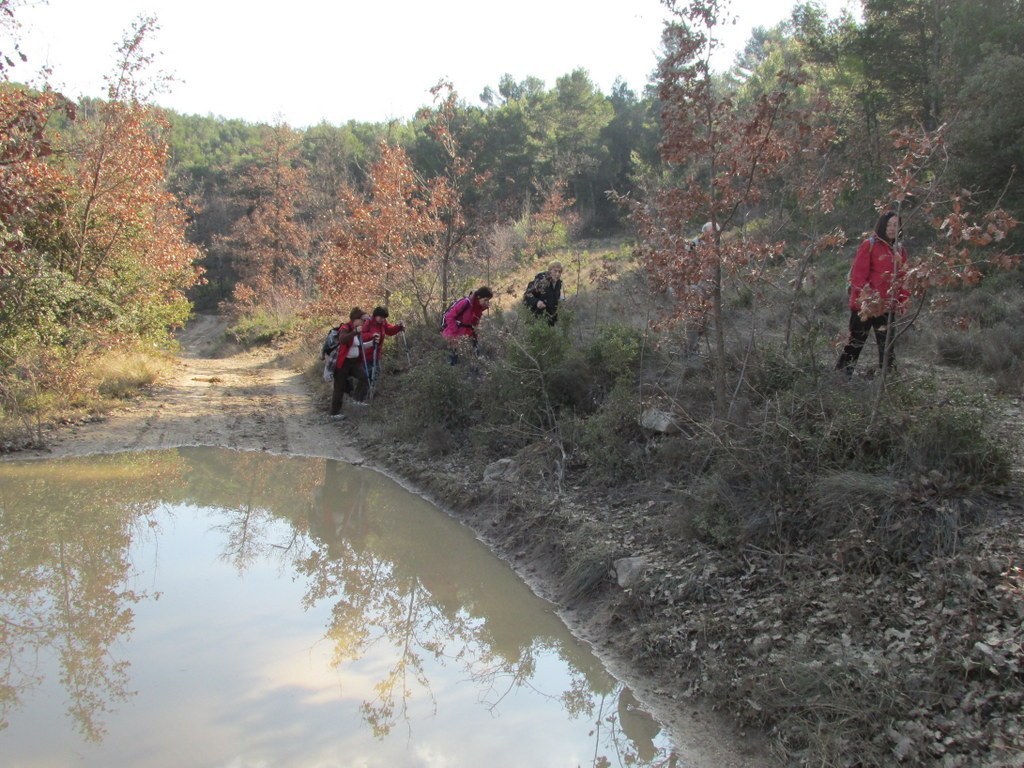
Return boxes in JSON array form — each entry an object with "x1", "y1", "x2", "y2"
[
  {"x1": 574, "y1": 685, "x2": 680, "y2": 768},
  {"x1": 187, "y1": 449, "x2": 321, "y2": 570},
  {"x1": 2, "y1": 449, "x2": 679, "y2": 764},
  {"x1": 0, "y1": 453, "x2": 184, "y2": 741},
  {"x1": 154, "y1": 452, "x2": 614, "y2": 743},
  {"x1": 0, "y1": 449, "x2": 320, "y2": 743},
  {"x1": 297, "y1": 460, "x2": 611, "y2": 741},
  {"x1": 302, "y1": 461, "x2": 440, "y2": 737}
]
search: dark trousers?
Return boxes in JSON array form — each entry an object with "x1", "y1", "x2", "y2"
[
  {"x1": 447, "y1": 336, "x2": 478, "y2": 365},
  {"x1": 835, "y1": 311, "x2": 896, "y2": 374},
  {"x1": 529, "y1": 306, "x2": 558, "y2": 326},
  {"x1": 330, "y1": 356, "x2": 369, "y2": 414}
]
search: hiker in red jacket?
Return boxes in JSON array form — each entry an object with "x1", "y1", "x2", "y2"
[
  {"x1": 361, "y1": 306, "x2": 404, "y2": 381},
  {"x1": 330, "y1": 307, "x2": 378, "y2": 418},
  {"x1": 441, "y1": 286, "x2": 493, "y2": 365},
  {"x1": 835, "y1": 211, "x2": 910, "y2": 376}
]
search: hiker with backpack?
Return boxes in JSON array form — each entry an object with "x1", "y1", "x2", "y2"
[
  {"x1": 835, "y1": 210, "x2": 910, "y2": 377},
  {"x1": 361, "y1": 306, "x2": 405, "y2": 382},
  {"x1": 328, "y1": 307, "x2": 379, "y2": 419},
  {"x1": 522, "y1": 261, "x2": 564, "y2": 325},
  {"x1": 440, "y1": 286, "x2": 493, "y2": 365}
]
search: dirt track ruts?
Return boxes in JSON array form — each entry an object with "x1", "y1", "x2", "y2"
[{"x1": 15, "y1": 314, "x2": 361, "y2": 464}]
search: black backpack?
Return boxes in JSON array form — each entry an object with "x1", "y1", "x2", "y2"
[
  {"x1": 321, "y1": 326, "x2": 341, "y2": 359},
  {"x1": 522, "y1": 275, "x2": 540, "y2": 305}
]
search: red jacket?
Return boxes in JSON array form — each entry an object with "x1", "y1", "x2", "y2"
[
  {"x1": 441, "y1": 295, "x2": 486, "y2": 340},
  {"x1": 332, "y1": 322, "x2": 376, "y2": 371},
  {"x1": 361, "y1": 317, "x2": 403, "y2": 363},
  {"x1": 848, "y1": 235, "x2": 910, "y2": 313}
]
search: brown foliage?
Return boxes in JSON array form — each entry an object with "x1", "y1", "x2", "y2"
[
  {"x1": 315, "y1": 141, "x2": 436, "y2": 319},
  {"x1": 315, "y1": 86, "x2": 486, "y2": 324},
  {"x1": 634, "y1": 0, "x2": 842, "y2": 409},
  {"x1": 221, "y1": 124, "x2": 312, "y2": 314},
  {"x1": 0, "y1": 87, "x2": 74, "y2": 303},
  {"x1": 2, "y1": 15, "x2": 201, "y2": 356},
  {"x1": 884, "y1": 125, "x2": 1020, "y2": 301}
]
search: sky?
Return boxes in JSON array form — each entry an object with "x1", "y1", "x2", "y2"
[{"x1": 12, "y1": 0, "x2": 859, "y2": 128}]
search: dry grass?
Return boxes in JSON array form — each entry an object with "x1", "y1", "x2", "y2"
[
  {"x1": 0, "y1": 347, "x2": 173, "y2": 450},
  {"x1": 92, "y1": 350, "x2": 172, "y2": 398}
]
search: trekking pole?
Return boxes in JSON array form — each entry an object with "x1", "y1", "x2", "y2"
[
  {"x1": 364, "y1": 335, "x2": 380, "y2": 409},
  {"x1": 401, "y1": 329, "x2": 411, "y2": 366},
  {"x1": 364, "y1": 358, "x2": 375, "y2": 402},
  {"x1": 359, "y1": 337, "x2": 374, "y2": 403},
  {"x1": 373, "y1": 341, "x2": 382, "y2": 385}
]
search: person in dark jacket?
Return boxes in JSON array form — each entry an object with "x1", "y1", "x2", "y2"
[
  {"x1": 522, "y1": 261, "x2": 564, "y2": 324},
  {"x1": 835, "y1": 211, "x2": 910, "y2": 376}
]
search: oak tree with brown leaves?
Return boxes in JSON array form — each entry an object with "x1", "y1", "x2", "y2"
[
  {"x1": 417, "y1": 81, "x2": 489, "y2": 309},
  {"x1": 63, "y1": 19, "x2": 200, "y2": 342},
  {"x1": 634, "y1": 0, "x2": 829, "y2": 412},
  {"x1": 2, "y1": 16, "x2": 201, "y2": 356},
  {"x1": 219, "y1": 122, "x2": 313, "y2": 315},
  {"x1": 859, "y1": 124, "x2": 1021, "y2": 395},
  {"x1": 315, "y1": 141, "x2": 436, "y2": 321},
  {"x1": 316, "y1": 85, "x2": 486, "y2": 324},
  {"x1": 0, "y1": 87, "x2": 76, "y2": 349}
]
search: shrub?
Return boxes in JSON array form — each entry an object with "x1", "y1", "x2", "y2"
[
  {"x1": 935, "y1": 329, "x2": 982, "y2": 367},
  {"x1": 946, "y1": 285, "x2": 1011, "y2": 329},
  {"x1": 897, "y1": 398, "x2": 1011, "y2": 486},
  {"x1": 585, "y1": 324, "x2": 642, "y2": 381},
  {"x1": 579, "y1": 378, "x2": 648, "y2": 485},
  {"x1": 659, "y1": 366, "x2": 1013, "y2": 564},
  {"x1": 227, "y1": 311, "x2": 297, "y2": 348},
  {"x1": 385, "y1": 357, "x2": 478, "y2": 446},
  {"x1": 744, "y1": 343, "x2": 806, "y2": 398},
  {"x1": 979, "y1": 321, "x2": 1024, "y2": 381},
  {"x1": 0, "y1": 343, "x2": 91, "y2": 446}
]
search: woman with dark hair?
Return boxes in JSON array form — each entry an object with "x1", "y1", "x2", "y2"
[
  {"x1": 835, "y1": 211, "x2": 910, "y2": 376},
  {"x1": 441, "y1": 286, "x2": 493, "y2": 365},
  {"x1": 329, "y1": 307, "x2": 378, "y2": 418},
  {"x1": 362, "y1": 306, "x2": 405, "y2": 381}
]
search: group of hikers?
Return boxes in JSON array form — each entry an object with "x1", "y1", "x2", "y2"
[
  {"x1": 324, "y1": 306, "x2": 406, "y2": 419},
  {"x1": 323, "y1": 207, "x2": 907, "y2": 419},
  {"x1": 324, "y1": 261, "x2": 565, "y2": 418}
]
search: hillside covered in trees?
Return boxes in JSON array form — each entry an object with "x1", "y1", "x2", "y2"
[
  {"x1": 3, "y1": 0, "x2": 1023, "y2": 350},
  {"x1": 3, "y1": 1, "x2": 1024, "y2": 765}
]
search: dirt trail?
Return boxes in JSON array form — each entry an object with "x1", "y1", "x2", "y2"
[{"x1": 16, "y1": 315, "x2": 361, "y2": 464}]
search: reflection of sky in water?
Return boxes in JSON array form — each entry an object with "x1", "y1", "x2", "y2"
[{"x1": 0, "y1": 448, "x2": 676, "y2": 767}]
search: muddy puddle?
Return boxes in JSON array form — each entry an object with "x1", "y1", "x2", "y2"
[{"x1": 0, "y1": 447, "x2": 678, "y2": 766}]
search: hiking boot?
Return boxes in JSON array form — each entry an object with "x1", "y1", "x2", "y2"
[
  {"x1": 350, "y1": 400, "x2": 369, "y2": 407},
  {"x1": 330, "y1": 413, "x2": 346, "y2": 421}
]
